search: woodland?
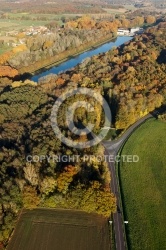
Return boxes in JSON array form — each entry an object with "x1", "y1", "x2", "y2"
[
  {"x1": 0, "y1": 0, "x2": 125, "y2": 14},
  {"x1": 0, "y1": 19, "x2": 166, "y2": 249},
  {"x1": 0, "y1": 15, "x2": 157, "y2": 74}
]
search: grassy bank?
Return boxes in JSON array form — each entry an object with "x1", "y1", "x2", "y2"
[
  {"x1": 119, "y1": 119, "x2": 166, "y2": 250},
  {"x1": 19, "y1": 34, "x2": 117, "y2": 76}
]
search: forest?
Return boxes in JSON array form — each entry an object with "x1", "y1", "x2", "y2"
[
  {"x1": 0, "y1": 83, "x2": 116, "y2": 249},
  {"x1": 36, "y1": 21, "x2": 166, "y2": 130},
  {"x1": 0, "y1": 0, "x2": 119, "y2": 14},
  {"x1": 0, "y1": 14, "x2": 157, "y2": 75},
  {"x1": 0, "y1": 20, "x2": 166, "y2": 250}
]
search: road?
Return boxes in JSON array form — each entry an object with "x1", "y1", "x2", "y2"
[{"x1": 102, "y1": 113, "x2": 153, "y2": 250}]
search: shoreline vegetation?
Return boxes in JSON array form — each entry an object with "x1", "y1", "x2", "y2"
[
  {"x1": 1, "y1": 15, "x2": 159, "y2": 81},
  {"x1": 19, "y1": 34, "x2": 117, "y2": 76}
]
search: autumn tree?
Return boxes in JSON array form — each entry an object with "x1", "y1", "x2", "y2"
[
  {"x1": 57, "y1": 165, "x2": 79, "y2": 194},
  {"x1": 0, "y1": 66, "x2": 18, "y2": 78},
  {"x1": 23, "y1": 163, "x2": 39, "y2": 186},
  {"x1": 40, "y1": 177, "x2": 57, "y2": 195},
  {"x1": 121, "y1": 19, "x2": 130, "y2": 28},
  {"x1": 22, "y1": 186, "x2": 40, "y2": 209},
  {"x1": 146, "y1": 15, "x2": 156, "y2": 24}
]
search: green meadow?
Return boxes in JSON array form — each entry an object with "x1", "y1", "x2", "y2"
[{"x1": 119, "y1": 119, "x2": 166, "y2": 250}]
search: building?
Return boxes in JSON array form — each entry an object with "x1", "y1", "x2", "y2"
[
  {"x1": 117, "y1": 28, "x2": 130, "y2": 35},
  {"x1": 130, "y1": 27, "x2": 140, "y2": 33},
  {"x1": 117, "y1": 27, "x2": 144, "y2": 36}
]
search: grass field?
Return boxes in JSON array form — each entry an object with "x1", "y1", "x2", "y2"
[
  {"x1": 0, "y1": 19, "x2": 50, "y2": 31},
  {"x1": 0, "y1": 46, "x2": 12, "y2": 54},
  {"x1": 119, "y1": 118, "x2": 166, "y2": 250},
  {"x1": 103, "y1": 8, "x2": 126, "y2": 14},
  {"x1": 7, "y1": 208, "x2": 111, "y2": 250},
  {"x1": 7, "y1": 13, "x2": 81, "y2": 19},
  {"x1": 103, "y1": 4, "x2": 136, "y2": 14},
  {"x1": 0, "y1": 13, "x2": 82, "y2": 33}
]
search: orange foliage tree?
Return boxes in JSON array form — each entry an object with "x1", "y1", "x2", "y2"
[
  {"x1": 0, "y1": 51, "x2": 14, "y2": 65},
  {"x1": 57, "y1": 165, "x2": 78, "y2": 194},
  {"x1": 146, "y1": 15, "x2": 156, "y2": 24},
  {"x1": 0, "y1": 66, "x2": 19, "y2": 78}
]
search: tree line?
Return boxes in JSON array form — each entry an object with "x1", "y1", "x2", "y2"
[
  {"x1": 0, "y1": 20, "x2": 166, "y2": 249},
  {"x1": 0, "y1": 14, "x2": 157, "y2": 74}
]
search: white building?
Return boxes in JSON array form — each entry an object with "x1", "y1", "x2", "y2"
[
  {"x1": 130, "y1": 27, "x2": 140, "y2": 33},
  {"x1": 117, "y1": 28, "x2": 130, "y2": 36},
  {"x1": 118, "y1": 27, "x2": 143, "y2": 36}
]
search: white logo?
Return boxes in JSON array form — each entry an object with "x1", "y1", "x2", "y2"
[{"x1": 50, "y1": 87, "x2": 111, "y2": 149}]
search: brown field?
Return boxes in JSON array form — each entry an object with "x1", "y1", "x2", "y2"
[
  {"x1": 7, "y1": 208, "x2": 111, "y2": 250},
  {"x1": 103, "y1": 8, "x2": 127, "y2": 14},
  {"x1": 0, "y1": 36, "x2": 16, "y2": 42}
]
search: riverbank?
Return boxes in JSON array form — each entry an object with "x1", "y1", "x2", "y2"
[{"x1": 19, "y1": 33, "x2": 117, "y2": 76}]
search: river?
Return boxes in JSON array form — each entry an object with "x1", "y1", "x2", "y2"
[{"x1": 31, "y1": 36, "x2": 132, "y2": 82}]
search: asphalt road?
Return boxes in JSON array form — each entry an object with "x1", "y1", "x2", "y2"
[{"x1": 103, "y1": 113, "x2": 153, "y2": 250}]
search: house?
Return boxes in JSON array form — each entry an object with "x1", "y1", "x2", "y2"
[
  {"x1": 117, "y1": 28, "x2": 130, "y2": 36},
  {"x1": 118, "y1": 27, "x2": 144, "y2": 36},
  {"x1": 130, "y1": 27, "x2": 140, "y2": 33}
]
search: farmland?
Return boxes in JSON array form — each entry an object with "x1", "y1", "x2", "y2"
[
  {"x1": 0, "y1": 19, "x2": 50, "y2": 33},
  {"x1": 0, "y1": 45, "x2": 12, "y2": 54},
  {"x1": 7, "y1": 208, "x2": 111, "y2": 250},
  {"x1": 119, "y1": 119, "x2": 166, "y2": 249},
  {"x1": 103, "y1": 8, "x2": 127, "y2": 14}
]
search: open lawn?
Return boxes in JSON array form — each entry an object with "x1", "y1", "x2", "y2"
[
  {"x1": 0, "y1": 13, "x2": 82, "y2": 32},
  {"x1": 103, "y1": 4, "x2": 136, "y2": 15},
  {"x1": 0, "y1": 45, "x2": 12, "y2": 55},
  {"x1": 7, "y1": 208, "x2": 111, "y2": 250},
  {"x1": 0, "y1": 13, "x2": 83, "y2": 34},
  {"x1": 119, "y1": 119, "x2": 166, "y2": 250},
  {"x1": 102, "y1": 8, "x2": 126, "y2": 14},
  {"x1": 7, "y1": 13, "x2": 81, "y2": 19},
  {"x1": 0, "y1": 19, "x2": 50, "y2": 32}
]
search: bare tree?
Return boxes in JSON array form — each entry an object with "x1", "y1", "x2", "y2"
[{"x1": 23, "y1": 163, "x2": 39, "y2": 186}]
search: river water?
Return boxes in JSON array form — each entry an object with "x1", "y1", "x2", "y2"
[{"x1": 31, "y1": 36, "x2": 132, "y2": 82}]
